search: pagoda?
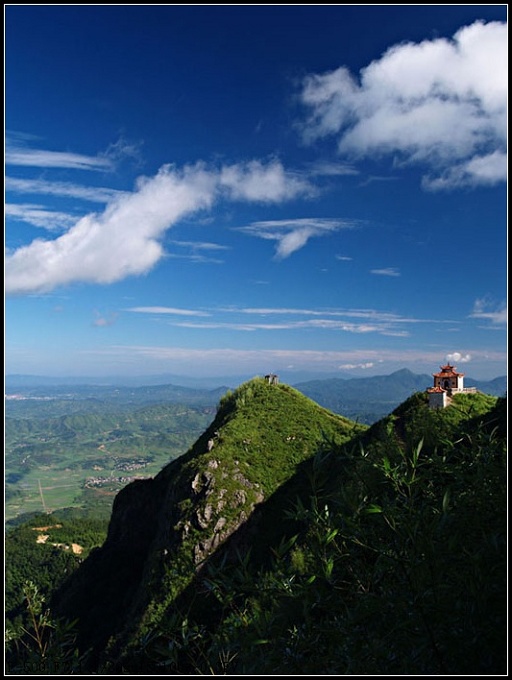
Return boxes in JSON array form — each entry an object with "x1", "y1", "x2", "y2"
[{"x1": 426, "y1": 363, "x2": 465, "y2": 409}]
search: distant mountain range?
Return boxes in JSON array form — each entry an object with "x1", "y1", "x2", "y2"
[
  {"x1": 6, "y1": 368, "x2": 506, "y2": 425},
  {"x1": 293, "y1": 368, "x2": 507, "y2": 424}
]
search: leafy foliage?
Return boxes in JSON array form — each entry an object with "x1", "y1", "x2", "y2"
[
  {"x1": 5, "y1": 384, "x2": 506, "y2": 675},
  {"x1": 134, "y1": 394, "x2": 507, "y2": 675},
  {"x1": 5, "y1": 581, "x2": 87, "y2": 674}
]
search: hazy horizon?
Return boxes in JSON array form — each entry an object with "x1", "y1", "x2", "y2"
[{"x1": 6, "y1": 6, "x2": 507, "y2": 385}]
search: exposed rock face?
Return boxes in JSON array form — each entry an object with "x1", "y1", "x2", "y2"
[
  {"x1": 165, "y1": 454, "x2": 265, "y2": 565},
  {"x1": 52, "y1": 378, "x2": 362, "y2": 668}
]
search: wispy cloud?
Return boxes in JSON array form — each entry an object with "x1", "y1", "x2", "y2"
[
  {"x1": 307, "y1": 161, "x2": 360, "y2": 177},
  {"x1": 370, "y1": 267, "x2": 400, "y2": 277},
  {"x1": 5, "y1": 133, "x2": 142, "y2": 173},
  {"x1": 125, "y1": 306, "x2": 210, "y2": 317},
  {"x1": 92, "y1": 311, "x2": 118, "y2": 327},
  {"x1": 235, "y1": 217, "x2": 356, "y2": 259},
  {"x1": 173, "y1": 319, "x2": 398, "y2": 334},
  {"x1": 169, "y1": 240, "x2": 230, "y2": 252},
  {"x1": 102, "y1": 135, "x2": 144, "y2": 169},
  {"x1": 5, "y1": 176, "x2": 125, "y2": 203},
  {"x1": 84, "y1": 345, "x2": 506, "y2": 376},
  {"x1": 5, "y1": 160, "x2": 311, "y2": 295},
  {"x1": 299, "y1": 20, "x2": 506, "y2": 190},
  {"x1": 469, "y1": 298, "x2": 507, "y2": 325},
  {"x1": 166, "y1": 240, "x2": 230, "y2": 264},
  {"x1": 155, "y1": 305, "x2": 457, "y2": 337},
  {"x1": 166, "y1": 253, "x2": 225, "y2": 264},
  {"x1": 338, "y1": 362, "x2": 376, "y2": 370},
  {"x1": 5, "y1": 141, "x2": 113, "y2": 171},
  {"x1": 5, "y1": 203, "x2": 78, "y2": 231},
  {"x1": 358, "y1": 175, "x2": 399, "y2": 188},
  {"x1": 220, "y1": 306, "x2": 452, "y2": 325}
]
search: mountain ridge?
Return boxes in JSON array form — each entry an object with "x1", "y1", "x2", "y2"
[
  {"x1": 6, "y1": 368, "x2": 506, "y2": 427},
  {"x1": 6, "y1": 367, "x2": 507, "y2": 391},
  {"x1": 53, "y1": 378, "x2": 365, "y2": 665},
  {"x1": 7, "y1": 378, "x2": 506, "y2": 674}
]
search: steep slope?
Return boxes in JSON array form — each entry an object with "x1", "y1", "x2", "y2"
[
  {"x1": 53, "y1": 377, "x2": 365, "y2": 667},
  {"x1": 12, "y1": 388, "x2": 505, "y2": 674},
  {"x1": 138, "y1": 392, "x2": 506, "y2": 675}
]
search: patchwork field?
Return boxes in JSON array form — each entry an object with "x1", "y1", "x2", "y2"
[{"x1": 5, "y1": 400, "x2": 216, "y2": 523}]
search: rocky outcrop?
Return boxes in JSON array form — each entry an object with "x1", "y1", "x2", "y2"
[{"x1": 52, "y1": 378, "x2": 363, "y2": 668}]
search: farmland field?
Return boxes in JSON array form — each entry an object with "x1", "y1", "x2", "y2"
[{"x1": 5, "y1": 394, "x2": 217, "y2": 523}]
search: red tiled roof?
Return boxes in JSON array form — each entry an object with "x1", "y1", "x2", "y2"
[{"x1": 432, "y1": 364, "x2": 464, "y2": 378}]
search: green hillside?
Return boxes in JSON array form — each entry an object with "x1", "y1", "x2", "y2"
[
  {"x1": 5, "y1": 381, "x2": 506, "y2": 675},
  {"x1": 48, "y1": 378, "x2": 364, "y2": 666}
]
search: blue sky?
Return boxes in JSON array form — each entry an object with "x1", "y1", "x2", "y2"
[{"x1": 5, "y1": 5, "x2": 507, "y2": 382}]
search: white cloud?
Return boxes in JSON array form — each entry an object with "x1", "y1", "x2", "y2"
[
  {"x1": 167, "y1": 240, "x2": 230, "y2": 263},
  {"x1": 5, "y1": 176, "x2": 124, "y2": 203},
  {"x1": 173, "y1": 319, "x2": 388, "y2": 334},
  {"x1": 370, "y1": 267, "x2": 400, "y2": 277},
  {"x1": 5, "y1": 144, "x2": 113, "y2": 171},
  {"x1": 422, "y1": 150, "x2": 508, "y2": 191},
  {"x1": 83, "y1": 345, "x2": 506, "y2": 377},
  {"x1": 338, "y1": 362, "x2": 375, "y2": 370},
  {"x1": 5, "y1": 203, "x2": 78, "y2": 231},
  {"x1": 5, "y1": 160, "x2": 310, "y2": 295},
  {"x1": 166, "y1": 252, "x2": 225, "y2": 264},
  {"x1": 163, "y1": 304, "x2": 454, "y2": 336},
  {"x1": 220, "y1": 159, "x2": 313, "y2": 202},
  {"x1": 470, "y1": 298, "x2": 507, "y2": 325},
  {"x1": 235, "y1": 217, "x2": 355, "y2": 259},
  {"x1": 307, "y1": 161, "x2": 360, "y2": 177},
  {"x1": 125, "y1": 306, "x2": 210, "y2": 317},
  {"x1": 221, "y1": 306, "x2": 451, "y2": 325},
  {"x1": 446, "y1": 352, "x2": 472, "y2": 364},
  {"x1": 5, "y1": 133, "x2": 141, "y2": 173},
  {"x1": 169, "y1": 240, "x2": 230, "y2": 252},
  {"x1": 299, "y1": 20, "x2": 507, "y2": 189}
]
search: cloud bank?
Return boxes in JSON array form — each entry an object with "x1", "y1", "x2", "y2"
[
  {"x1": 5, "y1": 161, "x2": 312, "y2": 295},
  {"x1": 299, "y1": 20, "x2": 507, "y2": 190}
]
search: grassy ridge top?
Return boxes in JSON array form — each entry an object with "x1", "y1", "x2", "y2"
[
  {"x1": 132, "y1": 378, "x2": 366, "y2": 637},
  {"x1": 197, "y1": 378, "x2": 365, "y2": 493}
]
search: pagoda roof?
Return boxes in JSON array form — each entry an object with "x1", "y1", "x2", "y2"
[{"x1": 433, "y1": 363, "x2": 464, "y2": 378}]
